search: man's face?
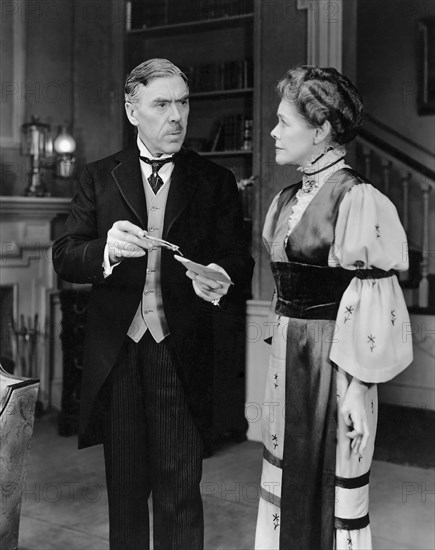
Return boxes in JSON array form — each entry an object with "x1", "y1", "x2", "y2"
[{"x1": 125, "y1": 75, "x2": 190, "y2": 156}]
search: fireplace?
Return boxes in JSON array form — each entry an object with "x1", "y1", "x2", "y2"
[{"x1": 0, "y1": 196, "x2": 70, "y2": 409}]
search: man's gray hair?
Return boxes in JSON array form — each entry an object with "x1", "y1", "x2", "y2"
[{"x1": 124, "y1": 58, "x2": 189, "y2": 102}]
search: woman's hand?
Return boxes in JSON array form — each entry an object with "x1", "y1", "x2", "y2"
[{"x1": 340, "y1": 378, "x2": 371, "y2": 456}]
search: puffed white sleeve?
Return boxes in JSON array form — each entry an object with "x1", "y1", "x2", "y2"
[{"x1": 329, "y1": 183, "x2": 413, "y2": 383}]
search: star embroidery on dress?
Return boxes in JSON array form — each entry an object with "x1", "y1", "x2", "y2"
[
  {"x1": 371, "y1": 280, "x2": 377, "y2": 286},
  {"x1": 375, "y1": 224, "x2": 381, "y2": 238},
  {"x1": 273, "y1": 513, "x2": 280, "y2": 530},
  {"x1": 272, "y1": 434, "x2": 278, "y2": 449},
  {"x1": 344, "y1": 305, "x2": 354, "y2": 323},
  {"x1": 391, "y1": 309, "x2": 396, "y2": 325},
  {"x1": 367, "y1": 334, "x2": 376, "y2": 352},
  {"x1": 358, "y1": 454, "x2": 363, "y2": 463},
  {"x1": 274, "y1": 373, "x2": 279, "y2": 389},
  {"x1": 371, "y1": 400, "x2": 374, "y2": 414},
  {"x1": 347, "y1": 534, "x2": 353, "y2": 549}
]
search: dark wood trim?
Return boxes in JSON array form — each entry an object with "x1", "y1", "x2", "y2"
[
  {"x1": 364, "y1": 113, "x2": 435, "y2": 160},
  {"x1": 126, "y1": 13, "x2": 254, "y2": 37},
  {"x1": 190, "y1": 88, "x2": 254, "y2": 100},
  {"x1": 358, "y1": 128, "x2": 435, "y2": 183}
]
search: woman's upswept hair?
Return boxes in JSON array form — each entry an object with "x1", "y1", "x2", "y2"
[
  {"x1": 125, "y1": 58, "x2": 188, "y2": 102},
  {"x1": 277, "y1": 65, "x2": 363, "y2": 144}
]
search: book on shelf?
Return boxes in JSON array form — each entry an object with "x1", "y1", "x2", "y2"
[
  {"x1": 128, "y1": 0, "x2": 168, "y2": 30},
  {"x1": 171, "y1": 0, "x2": 254, "y2": 24},
  {"x1": 210, "y1": 120, "x2": 224, "y2": 152},
  {"x1": 199, "y1": 0, "x2": 254, "y2": 20},
  {"x1": 209, "y1": 114, "x2": 253, "y2": 152},
  {"x1": 241, "y1": 118, "x2": 253, "y2": 151},
  {"x1": 185, "y1": 59, "x2": 253, "y2": 93},
  {"x1": 127, "y1": 0, "x2": 254, "y2": 30}
]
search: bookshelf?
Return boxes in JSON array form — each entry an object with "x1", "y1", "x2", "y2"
[
  {"x1": 120, "y1": 1, "x2": 259, "y2": 445},
  {"x1": 123, "y1": 0, "x2": 257, "y2": 224}
]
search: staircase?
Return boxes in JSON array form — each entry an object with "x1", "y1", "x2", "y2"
[
  {"x1": 350, "y1": 117, "x2": 435, "y2": 410},
  {"x1": 352, "y1": 115, "x2": 435, "y2": 312}
]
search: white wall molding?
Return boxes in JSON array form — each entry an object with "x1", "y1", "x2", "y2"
[
  {"x1": 0, "y1": 0, "x2": 25, "y2": 147},
  {"x1": 297, "y1": 0, "x2": 343, "y2": 70},
  {"x1": 245, "y1": 299, "x2": 270, "y2": 441}
]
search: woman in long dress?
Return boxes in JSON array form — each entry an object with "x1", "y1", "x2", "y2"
[{"x1": 254, "y1": 66, "x2": 413, "y2": 550}]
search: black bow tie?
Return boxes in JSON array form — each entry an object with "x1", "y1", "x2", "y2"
[{"x1": 139, "y1": 155, "x2": 174, "y2": 193}]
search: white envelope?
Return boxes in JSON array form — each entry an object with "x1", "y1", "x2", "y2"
[{"x1": 174, "y1": 255, "x2": 233, "y2": 285}]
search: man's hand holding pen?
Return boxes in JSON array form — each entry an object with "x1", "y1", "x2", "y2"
[
  {"x1": 106, "y1": 220, "x2": 229, "y2": 305},
  {"x1": 107, "y1": 221, "x2": 155, "y2": 264},
  {"x1": 107, "y1": 220, "x2": 181, "y2": 264}
]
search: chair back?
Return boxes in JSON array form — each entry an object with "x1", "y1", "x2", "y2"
[{"x1": 0, "y1": 365, "x2": 39, "y2": 550}]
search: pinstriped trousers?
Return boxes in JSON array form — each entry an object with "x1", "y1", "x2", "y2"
[{"x1": 101, "y1": 331, "x2": 205, "y2": 550}]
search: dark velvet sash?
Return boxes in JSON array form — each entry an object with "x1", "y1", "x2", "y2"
[
  {"x1": 271, "y1": 261, "x2": 354, "y2": 320},
  {"x1": 271, "y1": 261, "x2": 397, "y2": 320}
]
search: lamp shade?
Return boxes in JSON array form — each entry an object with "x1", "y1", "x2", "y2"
[
  {"x1": 53, "y1": 126, "x2": 76, "y2": 154},
  {"x1": 21, "y1": 115, "x2": 50, "y2": 157}
]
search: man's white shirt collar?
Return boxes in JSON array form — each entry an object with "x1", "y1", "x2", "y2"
[{"x1": 137, "y1": 136, "x2": 173, "y2": 161}]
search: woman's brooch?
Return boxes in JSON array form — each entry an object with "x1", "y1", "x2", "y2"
[{"x1": 302, "y1": 178, "x2": 318, "y2": 193}]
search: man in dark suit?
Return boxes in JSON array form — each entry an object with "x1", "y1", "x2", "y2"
[{"x1": 52, "y1": 58, "x2": 254, "y2": 550}]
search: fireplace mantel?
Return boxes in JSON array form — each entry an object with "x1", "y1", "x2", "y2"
[
  {"x1": 0, "y1": 196, "x2": 71, "y2": 257},
  {"x1": 0, "y1": 196, "x2": 71, "y2": 220}
]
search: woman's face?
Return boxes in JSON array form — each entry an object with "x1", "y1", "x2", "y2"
[{"x1": 271, "y1": 99, "x2": 317, "y2": 166}]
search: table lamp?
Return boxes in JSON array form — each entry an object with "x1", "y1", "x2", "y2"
[
  {"x1": 21, "y1": 115, "x2": 51, "y2": 196},
  {"x1": 53, "y1": 125, "x2": 76, "y2": 179}
]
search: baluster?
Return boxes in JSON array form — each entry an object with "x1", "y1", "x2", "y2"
[
  {"x1": 401, "y1": 171, "x2": 411, "y2": 233},
  {"x1": 398, "y1": 171, "x2": 411, "y2": 285},
  {"x1": 418, "y1": 181, "x2": 432, "y2": 308},
  {"x1": 362, "y1": 146, "x2": 371, "y2": 180},
  {"x1": 381, "y1": 160, "x2": 391, "y2": 196}
]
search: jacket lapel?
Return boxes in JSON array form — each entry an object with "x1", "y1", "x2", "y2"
[
  {"x1": 111, "y1": 144, "x2": 147, "y2": 228},
  {"x1": 163, "y1": 149, "x2": 199, "y2": 239}
]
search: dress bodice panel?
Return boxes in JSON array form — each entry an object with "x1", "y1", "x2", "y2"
[
  {"x1": 266, "y1": 169, "x2": 365, "y2": 319},
  {"x1": 283, "y1": 168, "x2": 365, "y2": 265}
]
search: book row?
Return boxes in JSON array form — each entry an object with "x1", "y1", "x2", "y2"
[
  {"x1": 126, "y1": 0, "x2": 254, "y2": 30},
  {"x1": 185, "y1": 115, "x2": 253, "y2": 153},
  {"x1": 185, "y1": 60, "x2": 253, "y2": 92}
]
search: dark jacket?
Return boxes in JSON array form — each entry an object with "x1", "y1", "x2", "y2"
[{"x1": 52, "y1": 145, "x2": 254, "y2": 448}]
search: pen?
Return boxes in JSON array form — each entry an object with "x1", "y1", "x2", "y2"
[{"x1": 142, "y1": 231, "x2": 184, "y2": 256}]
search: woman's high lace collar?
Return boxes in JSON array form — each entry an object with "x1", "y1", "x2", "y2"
[{"x1": 297, "y1": 145, "x2": 347, "y2": 176}]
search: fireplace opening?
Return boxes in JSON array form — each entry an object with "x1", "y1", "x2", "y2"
[{"x1": 0, "y1": 284, "x2": 17, "y2": 375}]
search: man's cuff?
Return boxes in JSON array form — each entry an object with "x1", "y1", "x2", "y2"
[{"x1": 103, "y1": 244, "x2": 121, "y2": 278}]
